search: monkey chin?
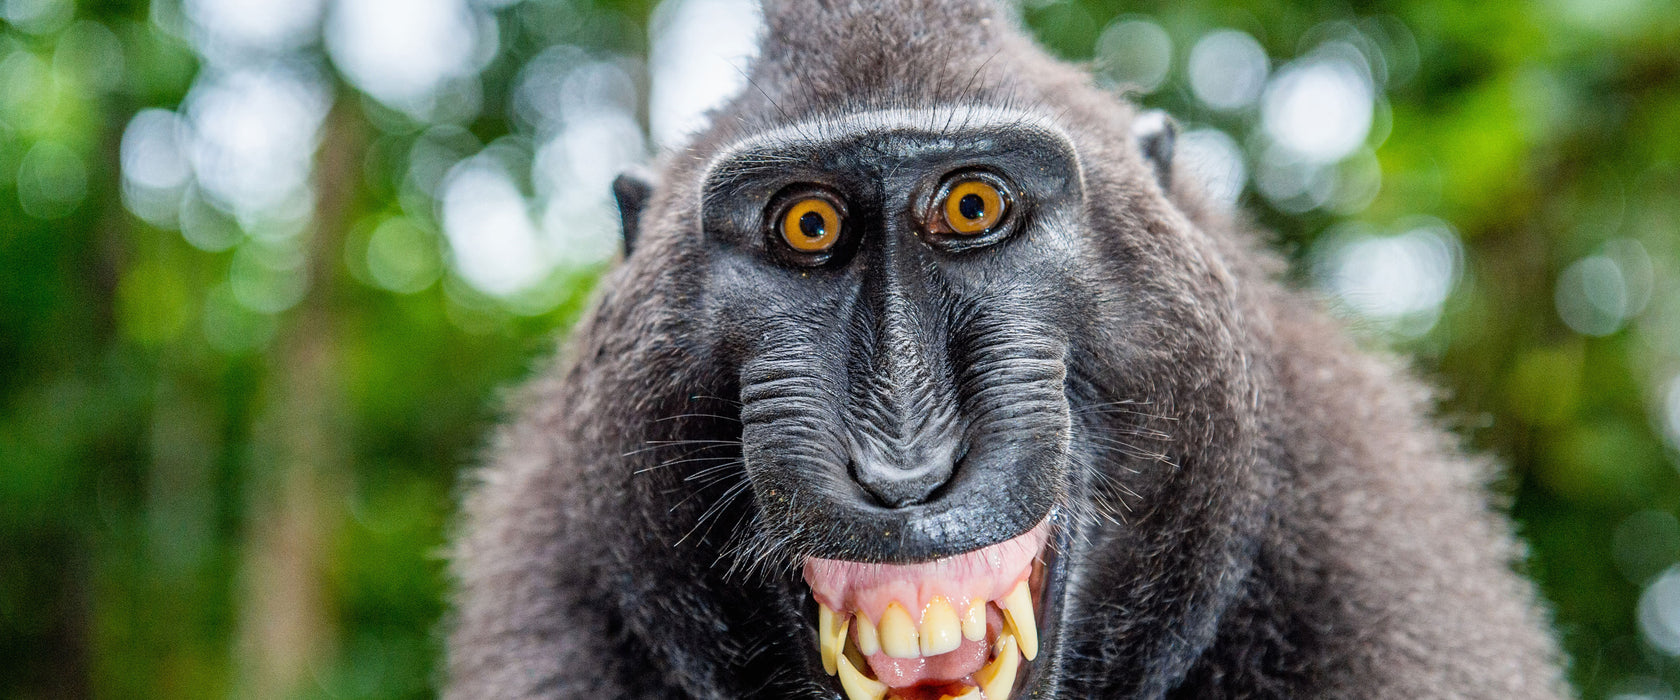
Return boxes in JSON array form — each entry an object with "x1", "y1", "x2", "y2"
[{"x1": 802, "y1": 516, "x2": 1069, "y2": 700}]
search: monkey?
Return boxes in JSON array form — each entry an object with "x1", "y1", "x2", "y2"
[{"x1": 444, "y1": 1, "x2": 1571, "y2": 698}]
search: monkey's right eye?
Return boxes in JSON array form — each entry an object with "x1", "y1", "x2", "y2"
[{"x1": 777, "y1": 194, "x2": 844, "y2": 255}]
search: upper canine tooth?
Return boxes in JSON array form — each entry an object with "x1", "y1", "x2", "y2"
[
  {"x1": 976, "y1": 631, "x2": 1021, "y2": 700},
  {"x1": 962, "y1": 599, "x2": 986, "y2": 641},
  {"x1": 856, "y1": 613, "x2": 881, "y2": 656},
  {"x1": 836, "y1": 650, "x2": 889, "y2": 700},
  {"x1": 878, "y1": 602, "x2": 920, "y2": 659},
  {"x1": 1001, "y1": 581, "x2": 1039, "y2": 662},
  {"x1": 920, "y1": 597, "x2": 962, "y2": 656},
  {"x1": 818, "y1": 603, "x2": 848, "y2": 676}
]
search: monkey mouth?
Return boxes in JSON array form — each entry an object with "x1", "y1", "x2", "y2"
[{"x1": 801, "y1": 519, "x2": 1058, "y2": 700}]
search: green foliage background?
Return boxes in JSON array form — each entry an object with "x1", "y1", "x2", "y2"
[{"x1": 1, "y1": 0, "x2": 1678, "y2": 698}]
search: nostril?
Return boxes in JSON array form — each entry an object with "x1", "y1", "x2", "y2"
[{"x1": 849, "y1": 455, "x2": 953, "y2": 509}]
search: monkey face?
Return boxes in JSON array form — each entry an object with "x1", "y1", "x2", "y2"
[{"x1": 692, "y1": 107, "x2": 1104, "y2": 699}]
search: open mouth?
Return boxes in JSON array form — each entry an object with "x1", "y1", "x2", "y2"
[{"x1": 802, "y1": 520, "x2": 1054, "y2": 700}]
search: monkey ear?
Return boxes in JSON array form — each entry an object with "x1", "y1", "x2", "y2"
[
  {"x1": 611, "y1": 168, "x2": 657, "y2": 256},
  {"x1": 1131, "y1": 110, "x2": 1177, "y2": 192}
]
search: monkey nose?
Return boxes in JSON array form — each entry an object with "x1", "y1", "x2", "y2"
[{"x1": 849, "y1": 444, "x2": 957, "y2": 508}]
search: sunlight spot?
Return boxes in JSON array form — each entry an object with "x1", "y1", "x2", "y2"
[
  {"x1": 1188, "y1": 29, "x2": 1268, "y2": 111},
  {"x1": 366, "y1": 217, "x2": 443, "y2": 294},
  {"x1": 648, "y1": 0, "x2": 762, "y2": 149},
  {"x1": 54, "y1": 21, "x2": 126, "y2": 92},
  {"x1": 182, "y1": 66, "x2": 330, "y2": 222},
  {"x1": 1095, "y1": 18, "x2": 1172, "y2": 94},
  {"x1": 1255, "y1": 144, "x2": 1336, "y2": 214},
  {"x1": 16, "y1": 140, "x2": 86, "y2": 220},
  {"x1": 1178, "y1": 127, "x2": 1247, "y2": 207},
  {"x1": 183, "y1": 0, "x2": 324, "y2": 56},
  {"x1": 1639, "y1": 565, "x2": 1680, "y2": 656},
  {"x1": 1556, "y1": 254, "x2": 1631, "y2": 336},
  {"x1": 440, "y1": 155, "x2": 550, "y2": 297},
  {"x1": 120, "y1": 109, "x2": 192, "y2": 227},
  {"x1": 1, "y1": 0, "x2": 73, "y2": 35},
  {"x1": 228, "y1": 240, "x2": 309, "y2": 314},
  {"x1": 1312, "y1": 219, "x2": 1462, "y2": 337},
  {"x1": 324, "y1": 0, "x2": 495, "y2": 116},
  {"x1": 1262, "y1": 43, "x2": 1374, "y2": 164}
]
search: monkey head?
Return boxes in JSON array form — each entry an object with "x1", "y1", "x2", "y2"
[{"x1": 451, "y1": 3, "x2": 1567, "y2": 697}]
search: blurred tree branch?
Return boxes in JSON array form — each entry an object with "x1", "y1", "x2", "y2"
[{"x1": 233, "y1": 94, "x2": 363, "y2": 700}]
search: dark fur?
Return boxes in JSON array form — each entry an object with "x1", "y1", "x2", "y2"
[{"x1": 446, "y1": 1, "x2": 1569, "y2": 697}]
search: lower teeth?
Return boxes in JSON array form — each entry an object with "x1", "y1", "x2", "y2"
[
  {"x1": 836, "y1": 650, "x2": 890, "y2": 700},
  {"x1": 821, "y1": 606, "x2": 1025, "y2": 700},
  {"x1": 974, "y1": 632, "x2": 1021, "y2": 700}
]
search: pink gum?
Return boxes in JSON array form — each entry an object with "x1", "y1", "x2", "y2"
[{"x1": 802, "y1": 521, "x2": 1049, "y2": 625}]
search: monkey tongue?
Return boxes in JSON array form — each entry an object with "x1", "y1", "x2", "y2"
[
  {"x1": 865, "y1": 639, "x2": 986, "y2": 687},
  {"x1": 863, "y1": 605, "x2": 1003, "y2": 688}
]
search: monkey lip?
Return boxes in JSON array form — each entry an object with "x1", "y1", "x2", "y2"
[{"x1": 803, "y1": 521, "x2": 1052, "y2": 699}]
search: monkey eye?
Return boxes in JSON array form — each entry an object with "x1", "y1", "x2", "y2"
[
  {"x1": 776, "y1": 193, "x2": 845, "y2": 255},
  {"x1": 932, "y1": 175, "x2": 1010, "y2": 236}
]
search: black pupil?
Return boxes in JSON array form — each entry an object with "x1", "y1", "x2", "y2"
[
  {"x1": 798, "y1": 210, "x2": 826, "y2": 239},
  {"x1": 958, "y1": 193, "x2": 986, "y2": 221}
]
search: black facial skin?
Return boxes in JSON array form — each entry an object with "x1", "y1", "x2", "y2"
[
  {"x1": 628, "y1": 112, "x2": 1192, "y2": 699},
  {"x1": 699, "y1": 121, "x2": 1084, "y2": 563},
  {"x1": 690, "y1": 119, "x2": 1097, "y2": 696}
]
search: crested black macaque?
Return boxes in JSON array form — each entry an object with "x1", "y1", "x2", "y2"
[{"x1": 446, "y1": 1, "x2": 1569, "y2": 698}]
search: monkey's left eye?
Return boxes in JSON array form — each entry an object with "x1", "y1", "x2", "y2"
[{"x1": 930, "y1": 175, "x2": 1011, "y2": 237}]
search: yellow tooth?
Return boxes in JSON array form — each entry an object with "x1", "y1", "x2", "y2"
[
  {"x1": 818, "y1": 604, "x2": 848, "y2": 676},
  {"x1": 1001, "y1": 581, "x2": 1039, "y2": 662},
  {"x1": 939, "y1": 688, "x2": 982, "y2": 700},
  {"x1": 856, "y1": 613, "x2": 880, "y2": 656},
  {"x1": 920, "y1": 597, "x2": 962, "y2": 656},
  {"x1": 836, "y1": 650, "x2": 889, "y2": 700},
  {"x1": 962, "y1": 599, "x2": 986, "y2": 641},
  {"x1": 878, "y1": 602, "x2": 920, "y2": 659},
  {"x1": 976, "y1": 632, "x2": 1021, "y2": 700}
]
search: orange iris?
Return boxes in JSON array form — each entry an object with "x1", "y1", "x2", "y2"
[
  {"x1": 942, "y1": 180, "x2": 1006, "y2": 234},
  {"x1": 782, "y1": 197, "x2": 842, "y2": 252}
]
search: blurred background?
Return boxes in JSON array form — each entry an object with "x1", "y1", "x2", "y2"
[{"x1": 0, "y1": 0, "x2": 1676, "y2": 697}]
